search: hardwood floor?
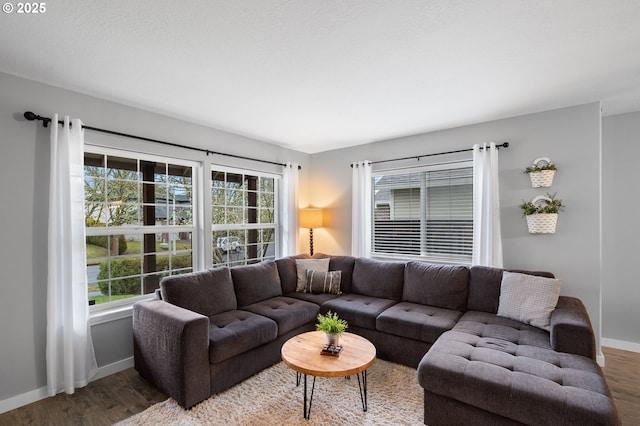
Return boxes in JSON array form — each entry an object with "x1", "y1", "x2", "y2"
[
  {"x1": 602, "y1": 346, "x2": 640, "y2": 426},
  {"x1": 1, "y1": 347, "x2": 638, "y2": 425},
  {"x1": 0, "y1": 368, "x2": 166, "y2": 426}
]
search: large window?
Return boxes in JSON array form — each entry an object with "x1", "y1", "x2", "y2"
[
  {"x1": 211, "y1": 167, "x2": 278, "y2": 266},
  {"x1": 84, "y1": 148, "x2": 197, "y2": 306},
  {"x1": 372, "y1": 163, "x2": 473, "y2": 263}
]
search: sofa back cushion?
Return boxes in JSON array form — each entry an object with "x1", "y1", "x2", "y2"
[
  {"x1": 351, "y1": 257, "x2": 405, "y2": 300},
  {"x1": 160, "y1": 266, "x2": 236, "y2": 317},
  {"x1": 468, "y1": 265, "x2": 555, "y2": 313},
  {"x1": 231, "y1": 260, "x2": 282, "y2": 307},
  {"x1": 328, "y1": 256, "x2": 356, "y2": 294},
  {"x1": 403, "y1": 261, "x2": 469, "y2": 311},
  {"x1": 275, "y1": 254, "x2": 311, "y2": 294},
  {"x1": 312, "y1": 253, "x2": 357, "y2": 294}
]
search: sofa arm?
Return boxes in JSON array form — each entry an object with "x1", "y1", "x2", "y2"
[
  {"x1": 133, "y1": 298, "x2": 210, "y2": 408},
  {"x1": 549, "y1": 296, "x2": 596, "y2": 360}
]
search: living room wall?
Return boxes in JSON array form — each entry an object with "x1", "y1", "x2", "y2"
[
  {"x1": 308, "y1": 102, "x2": 606, "y2": 357},
  {"x1": 0, "y1": 72, "x2": 310, "y2": 406},
  {"x1": 602, "y1": 111, "x2": 640, "y2": 349}
]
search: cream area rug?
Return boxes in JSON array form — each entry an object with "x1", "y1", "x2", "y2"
[{"x1": 118, "y1": 359, "x2": 423, "y2": 425}]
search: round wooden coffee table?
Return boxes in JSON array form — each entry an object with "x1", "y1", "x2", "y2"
[{"x1": 281, "y1": 331, "x2": 376, "y2": 419}]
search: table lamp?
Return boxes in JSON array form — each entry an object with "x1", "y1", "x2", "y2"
[{"x1": 299, "y1": 208, "x2": 323, "y2": 256}]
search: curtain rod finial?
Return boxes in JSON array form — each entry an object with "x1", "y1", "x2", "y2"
[
  {"x1": 24, "y1": 111, "x2": 51, "y2": 127},
  {"x1": 24, "y1": 111, "x2": 38, "y2": 121}
]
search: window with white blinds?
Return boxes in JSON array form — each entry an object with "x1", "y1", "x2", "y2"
[{"x1": 372, "y1": 163, "x2": 473, "y2": 263}]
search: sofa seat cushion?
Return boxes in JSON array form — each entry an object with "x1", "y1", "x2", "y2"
[
  {"x1": 376, "y1": 302, "x2": 462, "y2": 344},
  {"x1": 454, "y1": 311, "x2": 553, "y2": 350},
  {"x1": 418, "y1": 318, "x2": 619, "y2": 425},
  {"x1": 241, "y1": 296, "x2": 319, "y2": 336},
  {"x1": 208, "y1": 310, "x2": 278, "y2": 364},
  {"x1": 418, "y1": 311, "x2": 617, "y2": 425},
  {"x1": 285, "y1": 291, "x2": 340, "y2": 306},
  {"x1": 321, "y1": 294, "x2": 398, "y2": 330}
]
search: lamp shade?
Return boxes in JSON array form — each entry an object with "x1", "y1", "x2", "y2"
[{"x1": 299, "y1": 208, "x2": 323, "y2": 229}]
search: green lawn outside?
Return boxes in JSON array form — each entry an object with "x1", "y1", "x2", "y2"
[
  {"x1": 86, "y1": 240, "x2": 192, "y2": 265},
  {"x1": 89, "y1": 294, "x2": 137, "y2": 305}
]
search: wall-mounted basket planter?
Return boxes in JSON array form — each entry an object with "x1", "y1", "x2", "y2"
[
  {"x1": 526, "y1": 213, "x2": 558, "y2": 234},
  {"x1": 526, "y1": 157, "x2": 556, "y2": 188},
  {"x1": 520, "y1": 195, "x2": 564, "y2": 234}
]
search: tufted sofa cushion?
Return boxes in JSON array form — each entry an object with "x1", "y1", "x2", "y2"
[
  {"x1": 418, "y1": 311, "x2": 620, "y2": 426},
  {"x1": 241, "y1": 296, "x2": 319, "y2": 336},
  {"x1": 376, "y1": 301, "x2": 462, "y2": 344},
  {"x1": 208, "y1": 310, "x2": 278, "y2": 364},
  {"x1": 320, "y1": 293, "x2": 398, "y2": 330}
]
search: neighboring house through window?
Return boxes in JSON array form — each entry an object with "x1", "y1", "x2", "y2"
[{"x1": 372, "y1": 162, "x2": 473, "y2": 263}]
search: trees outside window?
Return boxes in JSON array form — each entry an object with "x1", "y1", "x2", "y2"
[
  {"x1": 84, "y1": 150, "x2": 195, "y2": 306},
  {"x1": 211, "y1": 169, "x2": 277, "y2": 266}
]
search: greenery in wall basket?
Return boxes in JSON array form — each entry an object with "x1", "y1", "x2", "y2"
[
  {"x1": 520, "y1": 194, "x2": 565, "y2": 234},
  {"x1": 519, "y1": 193, "x2": 565, "y2": 216},
  {"x1": 524, "y1": 157, "x2": 557, "y2": 188},
  {"x1": 524, "y1": 162, "x2": 557, "y2": 173}
]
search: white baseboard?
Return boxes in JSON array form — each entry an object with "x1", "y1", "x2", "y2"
[
  {"x1": 0, "y1": 357, "x2": 135, "y2": 415},
  {"x1": 602, "y1": 337, "x2": 640, "y2": 353},
  {"x1": 93, "y1": 356, "x2": 134, "y2": 381},
  {"x1": 0, "y1": 386, "x2": 48, "y2": 415}
]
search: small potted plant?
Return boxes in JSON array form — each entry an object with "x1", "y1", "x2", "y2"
[
  {"x1": 525, "y1": 157, "x2": 557, "y2": 187},
  {"x1": 519, "y1": 193, "x2": 565, "y2": 234},
  {"x1": 316, "y1": 311, "x2": 348, "y2": 347}
]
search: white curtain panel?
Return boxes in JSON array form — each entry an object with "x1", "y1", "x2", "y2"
[
  {"x1": 351, "y1": 161, "x2": 372, "y2": 257},
  {"x1": 280, "y1": 162, "x2": 299, "y2": 256},
  {"x1": 47, "y1": 114, "x2": 97, "y2": 396},
  {"x1": 472, "y1": 142, "x2": 504, "y2": 268}
]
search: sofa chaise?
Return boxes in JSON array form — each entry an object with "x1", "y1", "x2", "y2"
[{"x1": 132, "y1": 254, "x2": 619, "y2": 425}]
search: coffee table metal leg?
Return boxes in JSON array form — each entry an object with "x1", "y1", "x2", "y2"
[
  {"x1": 303, "y1": 374, "x2": 317, "y2": 419},
  {"x1": 357, "y1": 370, "x2": 368, "y2": 412}
]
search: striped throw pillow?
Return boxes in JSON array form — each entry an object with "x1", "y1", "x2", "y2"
[{"x1": 304, "y1": 270, "x2": 342, "y2": 294}]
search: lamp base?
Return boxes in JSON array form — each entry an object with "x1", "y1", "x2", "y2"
[{"x1": 309, "y1": 228, "x2": 314, "y2": 256}]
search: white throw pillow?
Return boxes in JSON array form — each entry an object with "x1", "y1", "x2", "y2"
[
  {"x1": 295, "y1": 258, "x2": 330, "y2": 292},
  {"x1": 497, "y1": 271, "x2": 561, "y2": 331}
]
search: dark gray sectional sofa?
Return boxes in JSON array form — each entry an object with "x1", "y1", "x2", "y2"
[{"x1": 132, "y1": 254, "x2": 620, "y2": 425}]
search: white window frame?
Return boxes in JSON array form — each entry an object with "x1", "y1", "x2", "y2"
[
  {"x1": 371, "y1": 161, "x2": 474, "y2": 264},
  {"x1": 85, "y1": 145, "x2": 202, "y2": 314},
  {"x1": 210, "y1": 164, "x2": 280, "y2": 267}
]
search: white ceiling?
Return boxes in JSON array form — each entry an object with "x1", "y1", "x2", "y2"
[{"x1": 2, "y1": 1, "x2": 640, "y2": 153}]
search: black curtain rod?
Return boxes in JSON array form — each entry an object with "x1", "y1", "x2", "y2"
[
  {"x1": 23, "y1": 111, "x2": 301, "y2": 170},
  {"x1": 350, "y1": 142, "x2": 509, "y2": 167}
]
